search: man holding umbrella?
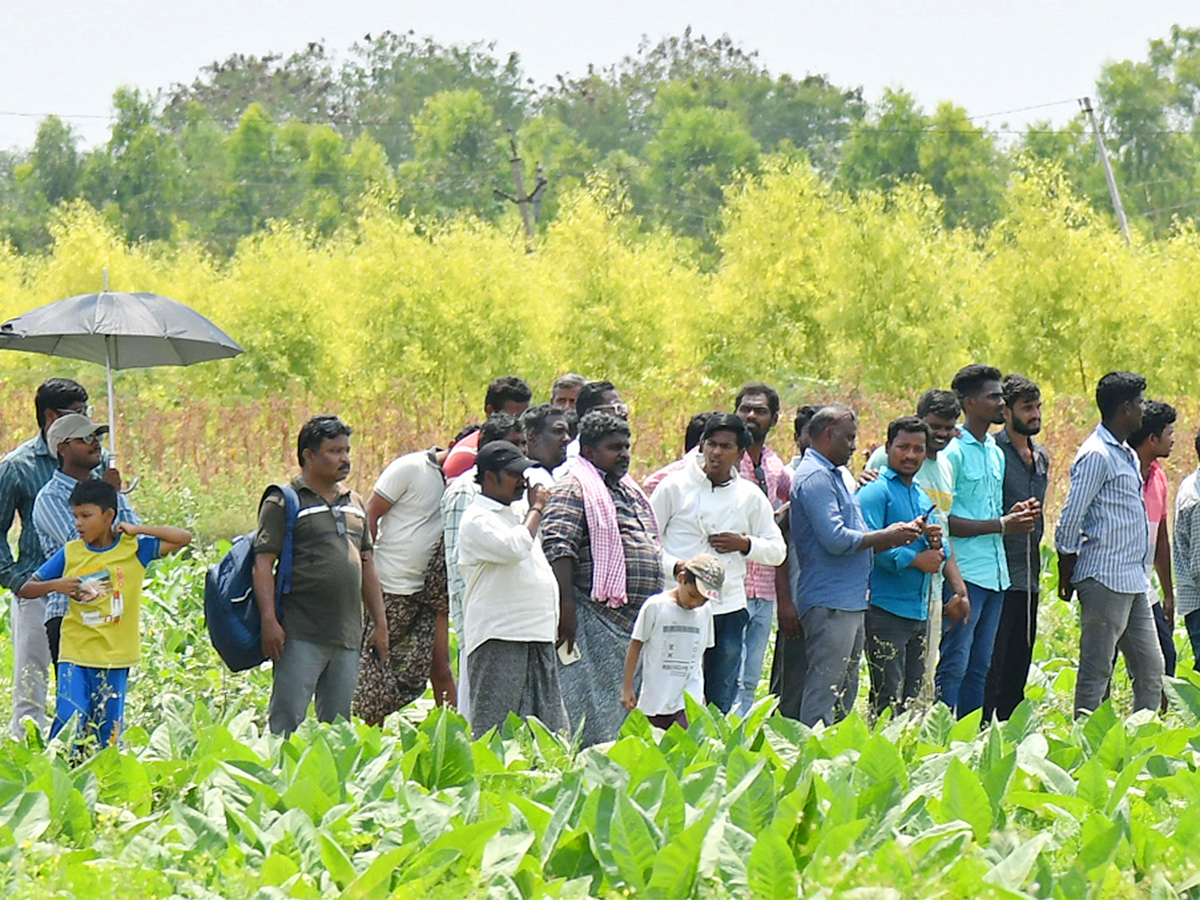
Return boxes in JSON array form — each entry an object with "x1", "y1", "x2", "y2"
[{"x1": 0, "y1": 378, "x2": 117, "y2": 739}]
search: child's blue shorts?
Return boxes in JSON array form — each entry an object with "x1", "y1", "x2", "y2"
[{"x1": 50, "y1": 663, "x2": 129, "y2": 749}]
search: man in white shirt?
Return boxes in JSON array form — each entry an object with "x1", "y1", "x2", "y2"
[
  {"x1": 458, "y1": 441, "x2": 568, "y2": 739},
  {"x1": 651, "y1": 413, "x2": 787, "y2": 714},
  {"x1": 353, "y1": 442, "x2": 453, "y2": 725}
]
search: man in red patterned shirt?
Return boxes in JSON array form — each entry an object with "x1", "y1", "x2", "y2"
[{"x1": 734, "y1": 383, "x2": 793, "y2": 716}]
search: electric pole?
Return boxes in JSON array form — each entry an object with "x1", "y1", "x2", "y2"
[
  {"x1": 494, "y1": 131, "x2": 547, "y2": 253},
  {"x1": 1080, "y1": 96, "x2": 1132, "y2": 246}
]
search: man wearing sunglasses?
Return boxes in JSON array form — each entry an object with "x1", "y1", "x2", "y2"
[
  {"x1": 33, "y1": 415, "x2": 141, "y2": 669},
  {"x1": 0, "y1": 378, "x2": 115, "y2": 740},
  {"x1": 254, "y1": 415, "x2": 389, "y2": 735}
]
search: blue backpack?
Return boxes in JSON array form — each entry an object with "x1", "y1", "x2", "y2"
[{"x1": 204, "y1": 484, "x2": 299, "y2": 672}]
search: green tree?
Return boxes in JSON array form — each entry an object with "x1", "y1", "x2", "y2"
[
  {"x1": 917, "y1": 102, "x2": 1005, "y2": 229},
  {"x1": 31, "y1": 116, "x2": 81, "y2": 207}
]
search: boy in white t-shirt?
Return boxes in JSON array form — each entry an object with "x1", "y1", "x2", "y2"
[{"x1": 621, "y1": 554, "x2": 723, "y2": 730}]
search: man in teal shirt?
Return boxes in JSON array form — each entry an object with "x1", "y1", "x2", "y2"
[
  {"x1": 938, "y1": 365, "x2": 1039, "y2": 718},
  {"x1": 860, "y1": 417, "x2": 968, "y2": 717}
]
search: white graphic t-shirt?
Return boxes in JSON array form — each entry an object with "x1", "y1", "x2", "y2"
[{"x1": 631, "y1": 591, "x2": 715, "y2": 716}]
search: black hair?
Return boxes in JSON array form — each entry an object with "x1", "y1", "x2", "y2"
[
  {"x1": 916, "y1": 389, "x2": 961, "y2": 421},
  {"x1": 451, "y1": 423, "x2": 481, "y2": 447},
  {"x1": 735, "y1": 382, "x2": 781, "y2": 417},
  {"x1": 807, "y1": 404, "x2": 856, "y2": 441},
  {"x1": 684, "y1": 412, "x2": 718, "y2": 453},
  {"x1": 35, "y1": 378, "x2": 88, "y2": 431},
  {"x1": 578, "y1": 410, "x2": 630, "y2": 448},
  {"x1": 1128, "y1": 400, "x2": 1177, "y2": 448},
  {"x1": 485, "y1": 376, "x2": 532, "y2": 412},
  {"x1": 700, "y1": 413, "x2": 752, "y2": 451},
  {"x1": 576, "y1": 381, "x2": 618, "y2": 419},
  {"x1": 793, "y1": 405, "x2": 819, "y2": 441},
  {"x1": 69, "y1": 478, "x2": 117, "y2": 514},
  {"x1": 1095, "y1": 371, "x2": 1147, "y2": 420},
  {"x1": 886, "y1": 416, "x2": 931, "y2": 445},
  {"x1": 564, "y1": 408, "x2": 579, "y2": 440},
  {"x1": 480, "y1": 412, "x2": 524, "y2": 447},
  {"x1": 951, "y1": 364, "x2": 1003, "y2": 401},
  {"x1": 297, "y1": 415, "x2": 352, "y2": 466},
  {"x1": 1194, "y1": 430, "x2": 1200, "y2": 459},
  {"x1": 1002, "y1": 374, "x2": 1041, "y2": 407},
  {"x1": 520, "y1": 402, "x2": 567, "y2": 438}
]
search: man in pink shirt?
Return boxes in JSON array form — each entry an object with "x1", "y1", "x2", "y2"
[
  {"x1": 643, "y1": 412, "x2": 716, "y2": 496},
  {"x1": 1129, "y1": 400, "x2": 1178, "y2": 680},
  {"x1": 734, "y1": 383, "x2": 792, "y2": 716}
]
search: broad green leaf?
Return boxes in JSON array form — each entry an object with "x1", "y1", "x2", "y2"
[
  {"x1": 939, "y1": 757, "x2": 993, "y2": 842},
  {"x1": 949, "y1": 709, "x2": 983, "y2": 743},
  {"x1": 1075, "y1": 757, "x2": 1109, "y2": 811},
  {"x1": 319, "y1": 832, "x2": 357, "y2": 888},
  {"x1": 342, "y1": 846, "x2": 415, "y2": 899},
  {"x1": 0, "y1": 791, "x2": 50, "y2": 845},
  {"x1": 728, "y1": 763, "x2": 776, "y2": 834},
  {"x1": 746, "y1": 830, "x2": 798, "y2": 899},
  {"x1": 982, "y1": 833, "x2": 1051, "y2": 891},
  {"x1": 646, "y1": 800, "x2": 718, "y2": 900},
  {"x1": 481, "y1": 829, "x2": 537, "y2": 880},
  {"x1": 608, "y1": 791, "x2": 657, "y2": 892},
  {"x1": 1163, "y1": 676, "x2": 1200, "y2": 723}
]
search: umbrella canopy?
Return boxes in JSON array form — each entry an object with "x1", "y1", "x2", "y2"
[
  {"x1": 0, "y1": 291, "x2": 244, "y2": 464},
  {"x1": 0, "y1": 291, "x2": 243, "y2": 369}
]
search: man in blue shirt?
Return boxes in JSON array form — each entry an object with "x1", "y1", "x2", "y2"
[
  {"x1": 790, "y1": 404, "x2": 924, "y2": 727},
  {"x1": 860, "y1": 417, "x2": 969, "y2": 718},
  {"x1": 1056, "y1": 371, "x2": 1163, "y2": 717},
  {"x1": 939, "y1": 365, "x2": 1039, "y2": 719}
]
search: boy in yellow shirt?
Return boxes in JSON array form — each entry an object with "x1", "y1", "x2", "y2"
[{"x1": 19, "y1": 480, "x2": 190, "y2": 748}]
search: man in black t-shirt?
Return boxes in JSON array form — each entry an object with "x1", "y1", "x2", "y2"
[{"x1": 254, "y1": 415, "x2": 389, "y2": 735}]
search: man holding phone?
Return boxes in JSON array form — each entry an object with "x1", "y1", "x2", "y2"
[{"x1": 458, "y1": 440, "x2": 567, "y2": 739}]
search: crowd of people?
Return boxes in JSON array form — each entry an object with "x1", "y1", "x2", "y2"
[{"x1": 4, "y1": 366, "x2": 1200, "y2": 749}]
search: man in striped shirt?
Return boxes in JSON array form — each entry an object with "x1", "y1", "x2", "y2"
[
  {"x1": 1055, "y1": 371, "x2": 1164, "y2": 717},
  {"x1": 1171, "y1": 429, "x2": 1200, "y2": 671}
]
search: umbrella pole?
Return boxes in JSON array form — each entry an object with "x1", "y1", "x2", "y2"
[{"x1": 105, "y1": 334, "x2": 116, "y2": 466}]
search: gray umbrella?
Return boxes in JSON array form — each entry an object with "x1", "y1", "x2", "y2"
[{"x1": 0, "y1": 289, "x2": 243, "y2": 461}]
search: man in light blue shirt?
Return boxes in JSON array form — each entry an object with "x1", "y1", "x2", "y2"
[
  {"x1": 790, "y1": 404, "x2": 923, "y2": 727},
  {"x1": 1056, "y1": 371, "x2": 1163, "y2": 717},
  {"x1": 938, "y1": 365, "x2": 1039, "y2": 719}
]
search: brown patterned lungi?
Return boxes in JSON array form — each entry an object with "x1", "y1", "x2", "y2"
[{"x1": 352, "y1": 538, "x2": 449, "y2": 723}]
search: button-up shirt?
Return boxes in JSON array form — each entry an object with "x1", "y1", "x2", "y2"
[
  {"x1": 995, "y1": 428, "x2": 1049, "y2": 593},
  {"x1": 1055, "y1": 424, "x2": 1151, "y2": 594},
  {"x1": 1173, "y1": 469, "x2": 1200, "y2": 618},
  {"x1": 0, "y1": 434, "x2": 61, "y2": 593},
  {"x1": 34, "y1": 470, "x2": 140, "y2": 621},
  {"x1": 858, "y1": 467, "x2": 933, "y2": 621},
  {"x1": 458, "y1": 495, "x2": 559, "y2": 657},
  {"x1": 943, "y1": 429, "x2": 1010, "y2": 591},
  {"x1": 739, "y1": 446, "x2": 791, "y2": 603},
  {"x1": 790, "y1": 449, "x2": 871, "y2": 616}
]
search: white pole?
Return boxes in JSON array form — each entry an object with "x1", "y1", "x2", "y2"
[{"x1": 105, "y1": 334, "x2": 116, "y2": 467}]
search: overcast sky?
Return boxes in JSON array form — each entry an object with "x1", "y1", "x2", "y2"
[{"x1": 1, "y1": 1, "x2": 1196, "y2": 150}]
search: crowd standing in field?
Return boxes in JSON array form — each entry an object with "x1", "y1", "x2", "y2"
[{"x1": 6, "y1": 366, "x2": 1200, "y2": 749}]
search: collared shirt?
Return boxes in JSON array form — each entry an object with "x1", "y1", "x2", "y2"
[
  {"x1": 458, "y1": 494, "x2": 558, "y2": 656},
  {"x1": 255, "y1": 478, "x2": 372, "y2": 650},
  {"x1": 858, "y1": 467, "x2": 933, "y2": 621},
  {"x1": 790, "y1": 449, "x2": 871, "y2": 615},
  {"x1": 1173, "y1": 469, "x2": 1200, "y2": 618},
  {"x1": 1055, "y1": 424, "x2": 1151, "y2": 594},
  {"x1": 541, "y1": 475, "x2": 664, "y2": 633},
  {"x1": 0, "y1": 434, "x2": 64, "y2": 593},
  {"x1": 651, "y1": 454, "x2": 786, "y2": 616},
  {"x1": 372, "y1": 449, "x2": 445, "y2": 595},
  {"x1": 942, "y1": 429, "x2": 1010, "y2": 591},
  {"x1": 33, "y1": 469, "x2": 140, "y2": 621},
  {"x1": 739, "y1": 446, "x2": 791, "y2": 602},
  {"x1": 442, "y1": 464, "x2": 529, "y2": 637},
  {"x1": 995, "y1": 428, "x2": 1049, "y2": 592}
]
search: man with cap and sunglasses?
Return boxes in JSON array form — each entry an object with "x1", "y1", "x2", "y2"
[
  {"x1": 33, "y1": 414, "x2": 140, "y2": 667},
  {"x1": 458, "y1": 440, "x2": 568, "y2": 739}
]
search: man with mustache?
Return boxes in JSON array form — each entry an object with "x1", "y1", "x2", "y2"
[{"x1": 254, "y1": 415, "x2": 389, "y2": 735}]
